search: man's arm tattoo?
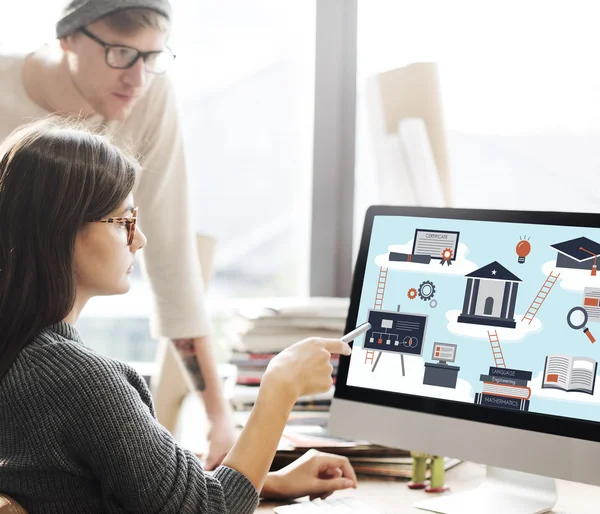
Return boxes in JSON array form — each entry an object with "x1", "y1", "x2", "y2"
[{"x1": 173, "y1": 339, "x2": 206, "y2": 391}]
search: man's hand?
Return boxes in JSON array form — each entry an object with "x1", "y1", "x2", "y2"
[
  {"x1": 202, "y1": 414, "x2": 236, "y2": 470},
  {"x1": 261, "y1": 449, "x2": 358, "y2": 501}
]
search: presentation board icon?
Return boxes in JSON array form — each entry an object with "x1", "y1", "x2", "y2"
[{"x1": 363, "y1": 308, "x2": 427, "y2": 356}]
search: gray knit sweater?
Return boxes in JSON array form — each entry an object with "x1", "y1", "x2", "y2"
[{"x1": 0, "y1": 322, "x2": 259, "y2": 513}]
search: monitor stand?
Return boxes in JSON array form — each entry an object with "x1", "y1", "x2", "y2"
[{"x1": 413, "y1": 466, "x2": 557, "y2": 514}]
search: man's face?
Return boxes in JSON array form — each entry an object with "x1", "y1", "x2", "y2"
[{"x1": 60, "y1": 20, "x2": 169, "y2": 120}]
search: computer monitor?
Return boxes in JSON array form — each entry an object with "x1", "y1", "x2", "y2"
[
  {"x1": 432, "y1": 342, "x2": 456, "y2": 364},
  {"x1": 329, "y1": 206, "x2": 600, "y2": 514}
]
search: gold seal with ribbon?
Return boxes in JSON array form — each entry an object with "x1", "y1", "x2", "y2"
[{"x1": 441, "y1": 248, "x2": 453, "y2": 266}]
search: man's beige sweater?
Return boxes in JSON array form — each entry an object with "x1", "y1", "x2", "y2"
[{"x1": 0, "y1": 50, "x2": 211, "y2": 340}]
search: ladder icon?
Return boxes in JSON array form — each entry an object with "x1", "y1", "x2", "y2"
[
  {"x1": 365, "y1": 266, "x2": 388, "y2": 365},
  {"x1": 521, "y1": 271, "x2": 560, "y2": 324},
  {"x1": 487, "y1": 330, "x2": 506, "y2": 368},
  {"x1": 374, "y1": 267, "x2": 388, "y2": 310}
]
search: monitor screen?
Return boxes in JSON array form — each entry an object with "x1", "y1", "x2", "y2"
[
  {"x1": 431, "y1": 342, "x2": 456, "y2": 363},
  {"x1": 336, "y1": 207, "x2": 600, "y2": 442}
]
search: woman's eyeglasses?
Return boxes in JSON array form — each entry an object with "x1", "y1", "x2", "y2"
[{"x1": 95, "y1": 207, "x2": 138, "y2": 246}]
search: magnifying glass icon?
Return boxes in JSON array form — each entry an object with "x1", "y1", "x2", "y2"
[{"x1": 567, "y1": 306, "x2": 596, "y2": 343}]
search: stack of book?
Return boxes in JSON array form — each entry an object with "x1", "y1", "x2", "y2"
[
  {"x1": 475, "y1": 366, "x2": 533, "y2": 412},
  {"x1": 227, "y1": 296, "x2": 349, "y2": 355},
  {"x1": 228, "y1": 383, "x2": 336, "y2": 412},
  {"x1": 231, "y1": 352, "x2": 339, "y2": 388},
  {"x1": 233, "y1": 410, "x2": 461, "y2": 478},
  {"x1": 225, "y1": 297, "x2": 348, "y2": 412}
]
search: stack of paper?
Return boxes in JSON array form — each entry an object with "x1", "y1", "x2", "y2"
[
  {"x1": 227, "y1": 296, "x2": 349, "y2": 354},
  {"x1": 233, "y1": 410, "x2": 461, "y2": 479},
  {"x1": 229, "y1": 385, "x2": 335, "y2": 412},
  {"x1": 224, "y1": 297, "x2": 347, "y2": 402}
]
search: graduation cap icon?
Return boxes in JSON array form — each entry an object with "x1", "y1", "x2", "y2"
[{"x1": 550, "y1": 237, "x2": 600, "y2": 275}]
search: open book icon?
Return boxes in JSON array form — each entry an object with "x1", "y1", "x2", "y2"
[{"x1": 542, "y1": 355, "x2": 598, "y2": 395}]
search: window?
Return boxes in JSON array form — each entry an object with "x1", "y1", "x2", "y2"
[
  {"x1": 2, "y1": 1, "x2": 316, "y2": 362},
  {"x1": 169, "y1": 0, "x2": 315, "y2": 301},
  {"x1": 355, "y1": 0, "x2": 600, "y2": 232}
]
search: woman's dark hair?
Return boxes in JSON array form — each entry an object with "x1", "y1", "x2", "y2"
[{"x1": 0, "y1": 117, "x2": 139, "y2": 381}]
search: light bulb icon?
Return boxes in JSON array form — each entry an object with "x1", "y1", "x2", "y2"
[{"x1": 516, "y1": 236, "x2": 531, "y2": 264}]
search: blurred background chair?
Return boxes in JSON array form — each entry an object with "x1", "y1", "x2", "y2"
[{"x1": 365, "y1": 62, "x2": 451, "y2": 207}]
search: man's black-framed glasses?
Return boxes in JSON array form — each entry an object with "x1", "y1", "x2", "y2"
[{"x1": 80, "y1": 27, "x2": 176, "y2": 74}]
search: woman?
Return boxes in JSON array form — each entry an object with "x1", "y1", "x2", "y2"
[{"x1": 0, "y1": 118, "x2": 356, "y2": 514}]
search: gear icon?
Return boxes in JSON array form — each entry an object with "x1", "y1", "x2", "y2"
[
  {"x1": 407, "y1": 287, "x2": 418, "y2": 300},
  {"x1": 418, "y1": 280, "x2": 436, "y2": 301},
  {"x1": 429, "y1": 299, "x2": 438, "y2": 308}
]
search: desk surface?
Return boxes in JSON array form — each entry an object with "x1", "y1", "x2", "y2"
[{"x1": 257, "y1": 461, "x2": 600, "y2": 513}]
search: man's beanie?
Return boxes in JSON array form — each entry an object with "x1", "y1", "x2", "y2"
[{"x1": 56, "y1": 0, "x2": 172, "y2": 38}]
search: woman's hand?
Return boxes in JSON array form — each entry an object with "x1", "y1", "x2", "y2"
[
  {"x1": 263, "y1": 338, "x2": 351, "y2": 402},
  {"x1": 220, "y1": 338, "x2": 351, "y2": 493},
  {"x1": 261, "y1": 450, "x2": 358, "y2": 501}
]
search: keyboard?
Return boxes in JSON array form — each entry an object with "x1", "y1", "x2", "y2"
[{"x1": 273, "y1": 496, "x2": 383, "y2": 513}]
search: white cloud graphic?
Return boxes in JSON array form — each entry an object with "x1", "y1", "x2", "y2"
[
  {"x1": 445, "y1": 310, "x2": 542, "y2": 342},
  {"x1": 542, "y1": 260, "x2": 600, "y2": 293},
  {"x1": 347, "y1": 353, "x2": 474, "y2": 402},
  {"x1": 530, "y1": 371, "x2": 600, "y2": 404},
  {"x1": 374, "y1": 241, "x2": 478, "y2": 276}
]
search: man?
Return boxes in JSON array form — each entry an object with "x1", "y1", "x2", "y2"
[{"x1": 0, "y1": 0, "x2": 235, "y2": 469}]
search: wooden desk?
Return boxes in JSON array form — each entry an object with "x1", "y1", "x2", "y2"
[
  {"x1": 174, "y1": 391, "x2": 600, "y2": 513},
  {"x1": 257, "y1": 461, "x2": 600, "y2": 513}
]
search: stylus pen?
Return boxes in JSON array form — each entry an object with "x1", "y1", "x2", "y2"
[{"x1": 340, "y1": 322, "x2": 372, "y2": 343}]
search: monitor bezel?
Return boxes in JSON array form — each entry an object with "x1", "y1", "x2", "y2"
[{"x1": 335, "y1": 205, "x2": 600, "y2": 444}]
